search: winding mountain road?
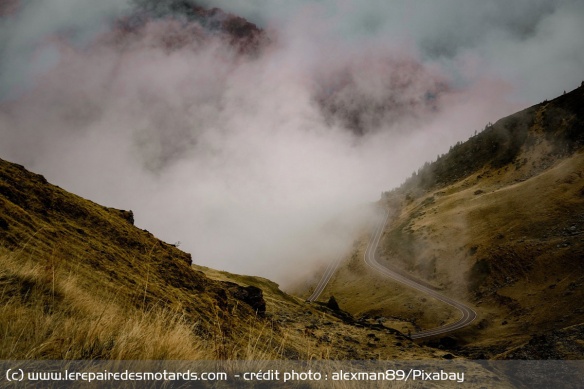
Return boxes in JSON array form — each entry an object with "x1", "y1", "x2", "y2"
[
  {"x1": 308, "y1": 208, "x2": 477, "y2": 339},
  {"x1": 306, "y1": 254, "x2": 343, "y2": 302},
  {"x1": 365, "y1": 209, "x2": 477, "y2": 338}
]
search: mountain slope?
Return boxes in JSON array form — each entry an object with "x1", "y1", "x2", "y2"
[
  {"x1": 382, "y1": 84, "x2": 584, "y2": 358},
  {"x1": 305, "y1": 83, "x2": 584, "y2": 359},
  {"x1": 0, "y1": 0, "x2": 452, "y2": 363},
  {"x1": 0, "y1": 156, "x2": 449, "y2": 360},
  {"x1": 0, "y1": 157, "x2": 268, "y2": 359},
  {"x1": 122, "y1": 0, "x2": 267, "y2": 55}
]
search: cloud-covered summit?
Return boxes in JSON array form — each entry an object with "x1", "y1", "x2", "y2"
[{"x1": 1, "y1": 0, "x2": 582, "y2": 284}]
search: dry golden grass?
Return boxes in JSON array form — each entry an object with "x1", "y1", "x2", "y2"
[
  {"x1": 199, "y1": 265, "x2": 450, "y2": 360},
  {"x1": 0, "y1": 157, "x2": 443, "y2": 361},
  {"x1": 298, "y1": 235, "x2": 459, "y2": 335},
  {"x1": 296, "y1": 89, "x2": 584, "y2": 359},
  {"x1": 1, "y1": 157, "x2": 329, "y2": 361},
  {"x1": 5, "y1": 89, "x2": 582, "y2": 364},
  {"x1": 0, "y1": 246, "x2": 336, "y2": 361},
  {"x1": 374, "y1": 144, "x2": 584, "y2": 357},
  {"x1": 0, "y1": 248, "x2": 210, "y2": 360}
]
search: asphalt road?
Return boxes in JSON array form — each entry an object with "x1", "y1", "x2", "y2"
[
  {"x1": 364, "y1": 208, "x2": 477, "y2": 339},
  {"x1": 307, "y1": 208, "x2": 477, "y2": 339},
  {"x1": 306, "y1": 253, "x2": 343, "y2": 302}
]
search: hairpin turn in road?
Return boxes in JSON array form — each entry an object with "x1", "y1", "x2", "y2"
[
  {"x1": 365, "y1": 208, "x2": 477, "y2": 338},
  {"x1": 308, "y1": 208, "x2": 477, "y2": 339}
]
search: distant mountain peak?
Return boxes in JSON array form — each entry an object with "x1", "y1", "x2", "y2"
[{"x1": 120, "y1": 0, "x2": 268, "y2": 55}]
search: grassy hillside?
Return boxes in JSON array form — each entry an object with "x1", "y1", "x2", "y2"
[
  {"x1": 0, "y1": 156, "x2": 446, "y2": 360},
  {"x1": 400, "y1": 84, "x2": 583, "y2": 195},
  {"x1": 306, "y1": 84, "x2": 584, "y2": 359},
  {"x1": 383, "y1": 84, "x2": 584, "y2": 358},
  {"x1": 0, "y1": 157, "x2": 269, "y2": 359},
  {"x1": 295, "y1": 231, "x2": 460, "y2": 336}
]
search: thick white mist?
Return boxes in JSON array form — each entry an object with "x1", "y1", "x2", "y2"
[{"x1": 1, "y1": 0, "x2": 582, "y2": 285}]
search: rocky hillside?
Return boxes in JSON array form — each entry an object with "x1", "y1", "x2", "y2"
[
  {"x1": 305, "y1": 83, "x2": 584, "y2": 359},
  {"x1": 0, "y1": 157, "x2": 265, "y2": 359},
  {"x1": 379, "y1": 83, "x2": 584, "y2": 358},
  {"x1": 0, "y1": 0, "x2": 455, "y2": 363},
  {"x1": 0, "y1": 156, "x2": 452, "y2": 360},
  {"x1": 400, "y1": 83, "x2": 583, "y2": 194}
]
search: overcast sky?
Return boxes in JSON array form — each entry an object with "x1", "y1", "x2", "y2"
[{"x1": 1, "y1": 0, "x2": 583, "y2": 285}]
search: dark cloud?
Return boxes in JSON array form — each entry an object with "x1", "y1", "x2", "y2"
[{"x1": 0, "y1": 0, "x2": 582, "y2": 285}]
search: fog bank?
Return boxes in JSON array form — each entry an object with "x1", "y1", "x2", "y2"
[{"x1": 1, "y1": 0, "x2": 582, "y2": 284}]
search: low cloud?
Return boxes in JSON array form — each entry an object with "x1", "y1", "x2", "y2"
[{"x1": 1, "y1": 0, "x2": 582, "y2": 285}]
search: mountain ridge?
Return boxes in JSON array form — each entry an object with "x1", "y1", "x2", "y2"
[
  {"x1": 0, "y1": 155, "x2": 448, "y2": 360},
  {"x1": 303, "y1": 82, "x2": 584, "y2": 359}
]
